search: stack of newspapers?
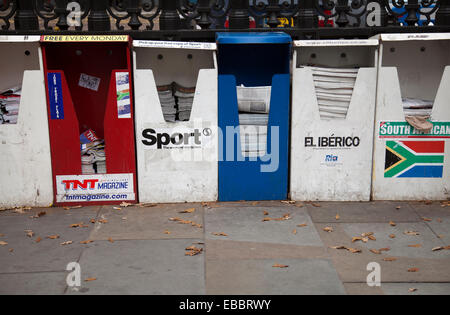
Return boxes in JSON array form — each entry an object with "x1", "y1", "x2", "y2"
[
  {"x1": 402, "y1": 98, "x2": 433, "y2": 116},
  {"x1": 80, "y1": 129, "x2": 106, "y2": 174},
  {"x1": 237, "y1": 85, "x2": 271, "y2": 157},
  {"x1": 157, "y1": 83, "x2": 196, "y2": 122},
  {"x1": 0, "y1": 86, "x2": 21, "y2": 125},
  {"x1": 307, "y1": 66, "x2": 358, "y2": 119},
  {"x1": 175, "y1": 83, "x2": 195, "y2": 122},
  {"x1": 158, "y1": 84, "x2": 177, "y2": 122}
]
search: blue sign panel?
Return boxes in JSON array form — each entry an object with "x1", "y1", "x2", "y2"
[{"x1": 47, "y1": 72, "x2": 64, "y2": 120}]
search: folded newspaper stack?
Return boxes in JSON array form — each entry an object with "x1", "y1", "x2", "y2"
[
  {"x1": 158, "y1": 84, "x2": 177, "y2": 122},
  {"x1": 175, "y1": 83, "x2": 195, "y2": 122},
  {"x1": 0, "y1": 86, "x2": 21, "y2": 125},
  {"x1": 307, "y1": 66, "x2": 358, "y2": 119},
  {"x1": 402, "y1": 98, "x2": 433, "y2": 117},
  {"x1": 237, "y1": 85, "x2": 271, "y2": 157},
  {"x1": 80, "y1": 129, "x2": 106, "y2": 174}
]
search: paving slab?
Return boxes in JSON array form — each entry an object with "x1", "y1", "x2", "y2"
[
  {"x1": 343, "y1": 283, "x2": 384, "y2": 295},
  {"x1": 381, "y1": 283, "x2": 450, "y2": 295},
  {"x1": 0, "y1": 272, "x2": 67, "y2": 295},
  {"x1": 89, "y1": 204, "x2": 204, "y2": 241},
  {"x1": 206, "y1": 258, "x2": 346, "y2": 295},
  {"x1": 205, "y1": 240, "x2": 328, "y2": 260},
  {"x1": 204, "y1": 206, "x2": 322, "y2": 246},
  {"x1": 315, "y1": 223, "x2": 450, "y2": 282},
  {"x1": 307, "y1": 201, "x2": 421, "y2": 223},
  {"x1": 71, "y1": 239, "x2": 205, "y2": 295},
  {"x1": 408, "y1": 202, "x2": 450, "y2": 244},
  {"x1": 0, "y1": 209, "x2": 99, "y2": 273}
]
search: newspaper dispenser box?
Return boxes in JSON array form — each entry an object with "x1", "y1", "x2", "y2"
[
  {"x1": 41, "y1": 35, "x2": 137, "y2": 206},
  {"x1": 133, "y1": 40, "x2": 218, "y2": 203},
  {"x1": 290, "y1": 39, "x2": 378, "y2": 201},
  {"x1": 0, "y1": 36, "x2": 53, "y2": 207},
  {"x1": 372, "y1": 33, "x2": 450, "y2": 200},
  {"x1": 217, "y1": 33, "x2": 291, "y2": 201}
]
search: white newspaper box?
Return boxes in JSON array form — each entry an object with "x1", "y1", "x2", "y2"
[
  {"x1": 290, "y1": 39, "x2": 379, "y2": 201},
  {"x1": 372, "y1": 33, "x2": 450, "y2": 200},
  {"x1": 133, "y1": 40, "x2": 218, "y2": 203},
  {"x1": 0, "y1": 36, "x2": 53, "y2": 207}
]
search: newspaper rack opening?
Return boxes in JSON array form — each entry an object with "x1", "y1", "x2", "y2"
[
  {"x1": 372, "y1": 33, "x2": 450, "y2": 200},
  {"x1": 133, "y1": 40, "x2": 218, "y2": 203},
  {"x1": 41, "y1": 35, "x2": 137, "y2": 206},
  {"x1": 290, "y1": 39, "x2": 379, "y2": 201},
  {"x1": 216, "y1": 33, "x2": 291, "y2": 201},
  {"x1": 0, "y1": 36, "x2": 53, "y2": 207}
]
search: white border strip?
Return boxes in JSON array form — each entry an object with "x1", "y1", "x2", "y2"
[
  {"x1": 376, "y1": 33, "x2": 450, "y2": 42},
  {"x1": 133, "y1": 40, "x2": 217, "y2": 50},
  {"x1": 294, "y1": 39, "x2": 379, "y2": 47},
  {"x1": 0, "y1": 35, "x2": 41, "y2": 43}
]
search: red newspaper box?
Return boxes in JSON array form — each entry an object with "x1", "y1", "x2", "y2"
[{"x1": 41, "y1": 35, "x2": 137, "y2": 206}]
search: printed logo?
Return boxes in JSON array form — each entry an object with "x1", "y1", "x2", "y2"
[
  {"x1": 305, "y1": 135, "x2": 360, "y2": 149},
  {"x1": 379, "y1": 121, "x2": 450, "y2": 139},
  {"x1": 384, "y1": 140, "x2": 445, "y2": 178},
  {"x1": 142, "y1": 128, "x2": 212, "y2": 149}
]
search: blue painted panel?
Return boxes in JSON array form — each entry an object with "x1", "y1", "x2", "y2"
[
  {"x1": 216, "y1": 32, "x2": 292, "y2": 44},
  {"x1": 398, "y1": 165, "x2": 443, "y2": 178}
]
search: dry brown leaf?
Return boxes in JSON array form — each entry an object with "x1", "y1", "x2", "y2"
[
  {"x1": 389, "y1": 221, "x2": 396, "y2": 227},
  {"x1": 80, "y1": 240, "x2": 93, "y2": 244},
  {"x1": 251, "y1": 201, "x2": 259, "y2": 206},
  {"x1": 35, "y1": 237, "x2": 41, "y2": 243},
  {"x1": 108, "y1": 237, "x2": 114, "y2": 243},
  {"x1": 90, "y1": 219, "x2": 96, "y2": 224},
  {"x1": 292, "y1": 229, "x2": 297, "y2": 235},
  {"x1": 347, "y1": 247, "x2": 362, "y2": 253},
  {"x1": 444, "y1": 246, "x2": 450, "y2": 250},
  {"x1": 272, "y1": 264, "x2": 289, "y2": 268},
  {"x1": 352, "y1": 236, "x2": 363, "y2": 243},
  {"x1": 395, "y1": 206, "x2": 401, "y2": 210},
  {"x1": 64, "y1": 205, "x2": 82, "y2": 210},
  {"x1": 98, "y1": 219, "x2": 108, "y2": 224},
  {"x1": 84, "y1": 278, "x2": 97, "y2": 282},
  {"x1": 113, "y1": 207, "x2": 122, "y2": 210},
  {"x1": 408, "y1": 268, "x2": 419, "y2": 272},
  {"x1": 408, "y1": 244, "x2": 422, "y2": 248},
  {"x1": 323, "y1": 227, "x2": 333, "y2": 233},
  {"x1": 409, "y1": 288, "x2": 417, "y2": 293},
  {"x1": 432, "y1": 246, "x2": 444, "y2": 251},
  {"x1": 262, "y1": 214, "x2": 291, "y2": 222},
  {"x1": 164, "y1": 230, "x2": 171, "y2": 235},
  {"x1": 330, "y1": 245, "x2": 346, "y2": 250},
  {"x1": 295, "y1": 203, "x2": 304, "y2": 208},
  {"x1": 421, "y1": 217, "x2": 432, "y2": 222},
  {"x1": 297, "y1": 223, "x2": 307, "y2": 228},
  {"x1": 362, "y1": 237, "x2": 369, "y2": 243},
  {"x1": 379, "y1": 247, "x2": 391, "y2": 252},
  {"x1": 119, "y1": 202, "x2": 132, "y2": 208},
  {"x1": 46, "y1": 235, "x2": 60, "y2": 240},
  {"x1": 179, "y1": 208, "x2": 195, "y2": 214},
  {"x1": 263, "y1": 211, "x2": 269, "y2": 216},
  {"x1": 70, "y1": 222, "x2": 84, "y2": 228},
  {"x1": 368, "y1": 235, "x2": 377, "y2": 241},
  {"x1": 60, "y1": 241, "x2": 73, "y2": 246},
  {"x1": 383, "y1": 257, "x2": 397, "y2": 262},
  {"x1": 424, "y1": 200, "x2": 433, "y2": 205},
  {"x1": 311, "y1": 203, "x2": 321, "y2": 207},
  {"x1": 281, "y1": 201, "x2": 295, "y2": 205},
  {"x1": 370, "y1": 249, "x2": 381, "y2": 254},
  {"x1": 212, "y1": 232, "x2": 228, "y2": 237},
  {"x1": 9, "y1": 248, "x2": 13, "y2": 253},
  {"x1": 389, "y1": 234, "x2": 396, "y2": 239},
  {"x1": 335, "y1": 214, "x2": 340, "y2": 220},
  {"x1": 404, "y1": 230, "x2": 420, "y2": 236},
  {"x1": 0, "y1": 241, "x2": 8, "y2": 246},
  {"x1": 361, "y1": 232, "x2": 374, "y2": 237},
  {"x1": 25, "y1": 230, "x2": 34, "y2": 238},
  {"x1": 185, "y1": 246, "x2": 203, "y2": 256}
]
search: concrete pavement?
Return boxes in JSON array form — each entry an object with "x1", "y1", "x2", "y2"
[{"x1": 0, "y1": 201, "x2": 449, "y2": 295}]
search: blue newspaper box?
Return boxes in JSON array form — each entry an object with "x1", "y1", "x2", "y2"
[{"x1": 216, "y1": 33, "x2": 291, "y2": 201}]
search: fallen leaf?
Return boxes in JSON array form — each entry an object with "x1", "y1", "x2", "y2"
[
  {"x1": 212, "y1": 232, "x2": 228, "y2": 237},
  {"x1": 389, "y1": 221, "x2": 396, "y2": 227},
  {"x1": 263, "y1": 211, "x2": 269, "y2": 216},
  {"x1": 368, "y1": 235, "x2": 377, "y2": 241},
  {"x1": 98, "y1": 219, "x2": 108, "y2": 224},
  {"x1": 424, "y1": 200, "x2": 432, "y2": 205},
  {"x1": 30, "y1": 211, "x2": 46, "y2": 219},
  {"x1": 379, "y1": 247, "x2": 391, "y2": 252},
  {"x1": 136, "y1": 203, "x2": 157, "y2": 208},
  {"x1": 404, "y1": 230, "x2": 420, "y2": 236},
  {"x1": 179, "y1": 208, "x2": 195, "y2": 214},
  {"x1": 361, "y1": 232, "x2": 374, "y2": 237},
  {"x1": 9, "y1": 248, "x2": 13, "y2": 252},
  {"x1": 60, "y1": 241, "x2": 73, "y2": 246},
  {"x1": 122, "y1": 217, "x2": 127, "y2": 220},
  {"x1": 70, "y1": 222, "x2": 84, "y2": 228},
  {"x1": 25, "y1": 230, "x2": 34, "y2": 238},
  {"x1": 408, "y1": 244, "x2": 422, "y2": 248},
  {"x1": 311, "y1": 203, "x2": 321, "y2": 207},
  {"x1": 251, "y1": 201, "x2": 259, "y2": 206},
  {"x1": 383, "y1": 257, "x2": 397, "y2": 262},
  {"x1": 347, "y1": 247, "x2": 362, "y2": 254},
  {"x1": 164, "y1": 230, "x2": 171, "y2": 235},
  {"x1": 119, "y1": 202, "x2": 132, "y2": 208},
  {"x1": 262, "y1": 214, "x2": 291, "y2": 222},
  {"x1": 272, "y1": 264, "x2": 289, "y2": 268},
  {"x1": 409, "y1": 288, "x2": 417, "y2": 293},
  {"x1": 297, "y1": 223, "x2": 307, "y2": 227},
  {"x1": 292, "y1": 229, "x2": 297, "y2": 235},
  {"x1": 90, "y1": 219, "x2": 96, "y2": 224},
  {"x1": 80, "y1": 240, "x2": 93, "y2": 244},
  {"x1": 444, "y1": 246, "x2": 450, "y2": 250},
  {"x1": 35, "y1": 237, "x2": 41, "y2": 243},
  {"x1": 0, "y1": 233, "x2": 4, "y2": 237},
  {"x1": 108, "y1": 237, "x2": 114, "y2": 243},
  {"x1": 422, "y1": 217, "x2": 432, "y2": 222},
  {"x1": 281, "y1": 201, "x2": 295, "y2": 205},
  {"x1": 352, "y1": 236, "x2": 363, "y2": 243},
  {"x1": 64, "y1": 205, "x2": 82, "y2": 210},
  {"x1": 437, "y1": 218, "x2": 443, "y2": 223},
  {"x1": 370, "y1": 249, "x2": 381, "y2": 254},
  {"x1": 432, "y1": 246, "x2": 444, "y2": 251},
  {"x1": 113, "y1": 207, "x2": 122, "y2": 210},
  {"x1": 323, "y1": 227, "x2": 333, "y2": 233},
  {"x1": 46, "y1": 235, "x2": 60, "y2": 240},
  {"x1": 396, "y1": 206, "x2": 401, "y2": 210},
  {"x1": 335, "y1": 214, "x2": 340, "y2": 220},
  {"x1": 389, "y1": 234, "x2": 396, "y2": 239},
  {"x1": 295, "y1": 203, "x2": 304, "y2": 208},
  {"x1": 0, "y1": 241, "x2": 8, "y2": 246},
  {"x1": 201, "y1": 202, "x2": 209, "y2": 207},
  {"x1": 84, "y1": 278, "x2": 97, "y2": 282},
  {"x1": 362, "y1": 237, "x2": 369, "y2": 243},
  {"x1": 185, "y1": 245, "x2": 203, "y2": 256},
  {"x1": 408, "y1": 268, "x2": 419, "y2": 272}
]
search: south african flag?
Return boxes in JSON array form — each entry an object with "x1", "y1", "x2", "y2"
[{"x1": 384, "y1": 141, "x2": 445, "y2": 178}]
